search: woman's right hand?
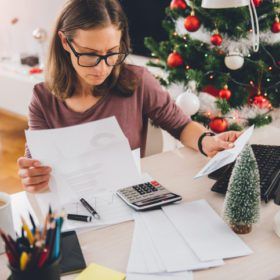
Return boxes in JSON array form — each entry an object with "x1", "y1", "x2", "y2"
[{"x1": 17, "y1": 157, "x2": 52, "y2": 193}]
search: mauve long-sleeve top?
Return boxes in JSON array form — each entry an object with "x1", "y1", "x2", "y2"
[{"x1": 26, "y1": 64, "x2": 191, "y2": 158}]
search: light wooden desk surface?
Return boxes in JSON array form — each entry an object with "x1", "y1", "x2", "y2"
[{"x1": 1, "y1": 126, "x2": 280, "y2": 280}]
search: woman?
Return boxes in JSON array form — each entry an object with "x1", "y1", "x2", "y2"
[{"x1": 17, "y1": 0, "x2": 241, "y2": 193}]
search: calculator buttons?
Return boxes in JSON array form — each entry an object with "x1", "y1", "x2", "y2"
[
  {"x1": 151, "y1": 181, "x2": 160, "y2": 187},
  {"x1": 116, "y1": 180, "x2": 182, "y2": 210},
  {"x1": 133, "y1": 183, "x2": 158, "y2": 195}
]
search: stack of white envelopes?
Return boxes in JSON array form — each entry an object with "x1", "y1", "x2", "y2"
[{"x1": 126, "y1": 200, "x2": 252, "y2": 280}]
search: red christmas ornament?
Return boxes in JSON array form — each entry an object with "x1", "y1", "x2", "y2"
[
  {"x1": 209, "y1": 117, "x2": 228, "y2": 133},
  {"x1": 211, "y1": 33, "x2": 223, "y2": 46},
  {"x1": 253, "y1": 95, "x2": 271, "y2": 109},
  {"x1": 253, "y1": 0, "x2": 262, "y2": 7},
  {"x1": 167, "y1": 52, "x2": 184, "y2": 68},
  {"x1": 271, "y1": 17, "x2": 280, "y2": 33},
  {"x1": 184, "y1": 13, "x2": 201, "y2": 32},
  {"x1": 29, "y1": 67, "x2": 43, "y2": 74},
  {"x1": 219, "y1": 85, "x2": 231, "y2": 100},
  {"x1": 202, "y1": 85, "x2": 220, "y2": 97},
  {"x1": 170, "y1": 0, "x2": 187, "y2": 10},
  {"x1": 11, "y1": 17, "x2": 19, "y2": 25}
]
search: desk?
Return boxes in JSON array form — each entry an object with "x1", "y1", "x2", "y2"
[{"x1": 1, "y1": 125, "x2": 280, "y2": 280}]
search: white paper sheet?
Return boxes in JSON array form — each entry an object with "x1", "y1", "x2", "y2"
[
  {"x1": 162, "y1": 200, "x2": 253, "y2": 262},
  {"x1": 126, "y1": 271, "x2": 193, "y2": 280},
  {"x1": 25, "y1": 117, "x2": 142, "y2": 206},
  {"x1": 32, "y1": 174, "x2": 153, "y2": 232},
  {"x1": 61, "y1": 192, "x2": 135, "y2": 231},
  {"x1": 132, "y1": 148, "x2": 141, "y2": 174},
  {"x1": 25, "y1": 117, "x2": 145, "y2": 231},
  {"x1": 127, "y1": 210, "x2": 222, "y2": 275},
  {"x1": 137, "y1": 210, "x2": 223, "y2": 272},
  {"x1": 194, "y1": 125, "x2": 254, "y2": 178},
  {"x1": 127, "y1": 213, "x2": 166, "y2": 274}
]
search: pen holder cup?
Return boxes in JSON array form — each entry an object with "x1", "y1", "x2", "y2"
[{"x1": 8, "y1": 256, "x2": 61, "y2": 280}]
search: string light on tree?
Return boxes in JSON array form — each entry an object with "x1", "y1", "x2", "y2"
[
  {"x1": 170, "y1": 0, "x2": 187, "y2": 10},
  {"x1": 167, "y1": 51, "x2": 184, "y2": 68}
]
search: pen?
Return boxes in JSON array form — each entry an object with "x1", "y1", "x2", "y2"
[
  {"x1": 67, "y1": 214, "x2": 92, "y2": 222},
  {"x1": 80, "y1": 198, "x2": 100, "y2": 219}
]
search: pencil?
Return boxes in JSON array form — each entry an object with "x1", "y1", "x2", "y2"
[
  {"x1": 29, "y1": 212, "x2": 36, "y2": 233},
  {"x1": 6, "y1": 250, "x2": 17, "y2": 267},
  {"x1": 37, "y1": 248, "x2": 49, "y2": 268},
  {"x1": 20, "y1": 251, "x2": 29, "y2": 271},
  {"x1": 52, "y1": 218, "x2": 61, "y2": 260},
  {"x1": 1, "y1": 208, "x2": 64, "y2": 271},
  {"x1": 47, "y1": 221, "x2": 56, "y2": 262},
  {"x1": 21, "y1": 217, "x2": 35, "y2": 245},
  {"x1": 0, "y1": 230, "x2": 19, "y2": 262}
]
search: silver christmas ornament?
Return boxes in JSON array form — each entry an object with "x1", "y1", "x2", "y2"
[
  {"x1": 176, "y1": 83, "x2": 200, "y2": 116},
  {"x1": 224, "y1": 52, "x2": 244, "y2": 70},
  {"x1": 32, "y1": 28, "x2": 48, "y2": 43}
]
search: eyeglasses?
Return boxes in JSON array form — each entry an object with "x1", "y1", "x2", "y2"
[{"x1": 66, "y1": 38, "x2": 128, "y2": 67}]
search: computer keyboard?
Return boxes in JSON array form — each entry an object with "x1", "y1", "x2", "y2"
[{"x1": 209, "y1": 145, "x2": 280, "y2": 204}]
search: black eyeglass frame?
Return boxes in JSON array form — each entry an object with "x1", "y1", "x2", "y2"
[{"x1": 66, "y1": 38, "x2": 129, "y2": 67}]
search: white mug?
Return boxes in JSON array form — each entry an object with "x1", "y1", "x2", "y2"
[{"x1": 0, "y1": 192, "x2": 15, "y2": 254}]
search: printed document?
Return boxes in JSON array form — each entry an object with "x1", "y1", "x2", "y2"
[{"x1": 25, "y1": 117, "x2": 143, "y2": 230}]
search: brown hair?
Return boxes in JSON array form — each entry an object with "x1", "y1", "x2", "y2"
[{"x1": 45, "y1": 0, "x2": 136, "y2": 99}]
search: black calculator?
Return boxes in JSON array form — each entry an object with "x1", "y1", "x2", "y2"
[{"x1": 116, "y1": 180, "x2": 182, "y2": 210}]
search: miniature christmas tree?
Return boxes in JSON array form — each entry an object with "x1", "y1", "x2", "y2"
[
  {"x1": 144, "y1": 0, "x2": 280, "y2": 132},
  {"x1": 223, "y1": 144, "x2": 261, "y2": 234}
]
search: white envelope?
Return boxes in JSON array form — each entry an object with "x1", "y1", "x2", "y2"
[
  {"x1": 138, "y1": 210, "x2": 223, "y2": 271},
  {"x1": 127, "y1": 213, "x2": 166, "y2": 274},
  {"x1": 194, "y1": 125, "x2": 254, "y2": 178},
  {"x1": 162, "y1": 200, "x2": 253, "y2": 262}
]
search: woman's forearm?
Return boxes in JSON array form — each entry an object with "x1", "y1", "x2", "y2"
[{"x1": 180, "y1": 121, "x2": 208, "y2": 151}]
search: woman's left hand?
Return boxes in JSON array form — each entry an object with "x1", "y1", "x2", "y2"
[{"x1": 202, "y1": 131, "x2": 242, "y2": 158}]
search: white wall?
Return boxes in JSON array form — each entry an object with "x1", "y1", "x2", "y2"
[{"x1": 0, "y1": 0, "x2": 65, "y2": 58}]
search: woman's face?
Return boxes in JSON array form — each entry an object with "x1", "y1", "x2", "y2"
[{"x1": 60, "y1": 25, "x2": 122, "y2": 87}]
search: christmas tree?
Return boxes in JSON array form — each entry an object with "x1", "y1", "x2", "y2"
[
  {"x1": 144, "y1": 0, "x2": 280, "y2": 133},
  {"x1": 223, "y1": 145, "x2": 261, "y2": 234}
]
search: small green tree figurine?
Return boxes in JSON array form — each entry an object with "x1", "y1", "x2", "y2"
[{"x1": 223, "y1": 145, "x2": 261, "y2": 234}]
